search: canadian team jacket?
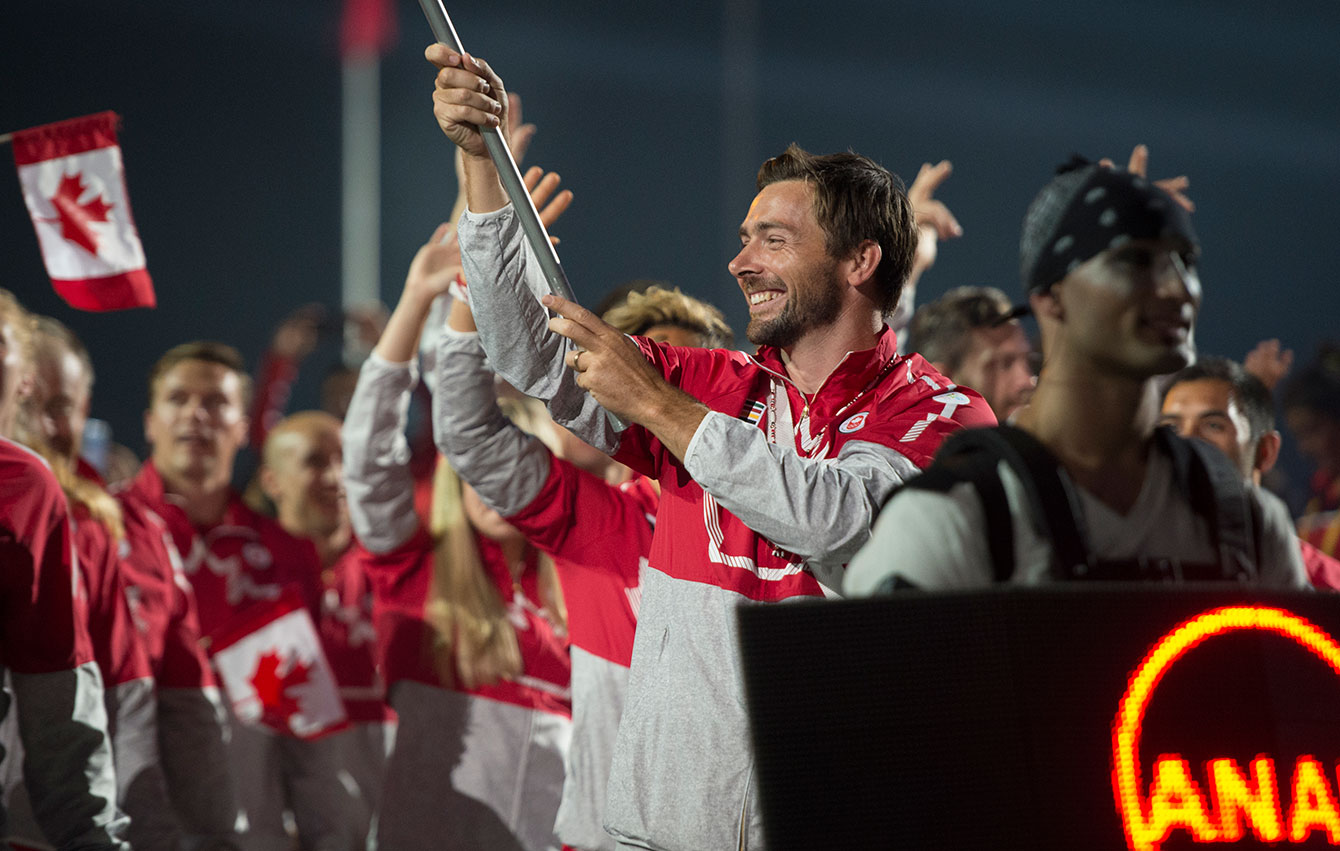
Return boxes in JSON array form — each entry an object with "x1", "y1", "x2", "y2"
[
  {"x1": 0, "y1": 437, "x2": 126, "y2": 850},
  {"x1": 459, "y1": 204, "x2": 997, "y2": 850},
  {"x1": 343, "y1": 352, "x2": 573, "y2": 851},
  {"x1": 434, "y1": 328, "x2": 657, "y2": 851}
]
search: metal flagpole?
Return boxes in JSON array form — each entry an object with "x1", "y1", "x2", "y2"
[
  {"x1": 415, "y1": 0, "x2": 575, "y2": 304},
  {"x1": 417, "y1": 0, "x2": 626, "y2": 429}
]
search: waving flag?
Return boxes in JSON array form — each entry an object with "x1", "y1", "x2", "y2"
[
  {"x1": 11, "y1": 111, "x2": 156, "y2": 311},
  {"x1": 209, "y1": 589, "x2": 349, "y2": 739}
]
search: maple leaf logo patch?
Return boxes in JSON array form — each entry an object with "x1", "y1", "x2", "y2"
[
  {"x1": 249, "y1": 649, "x2": 310, "y2": 731},
  {"x1": 46, "y1": 172, "x2": 112, "y2": 256}
]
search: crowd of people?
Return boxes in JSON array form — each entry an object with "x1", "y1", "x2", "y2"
[{"x1": 1, "y1": 42, "x2": 1338, "y2": 851}]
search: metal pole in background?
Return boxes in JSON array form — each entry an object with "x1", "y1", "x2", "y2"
[{"x1": 341, "y1": 50, "x2": 381, "y2": 364}]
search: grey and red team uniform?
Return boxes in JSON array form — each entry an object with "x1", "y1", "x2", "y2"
[
  {"x1": 434, "y1": 327, "x2": 656, "y2": 851},
  {"x1": 343, "y1": 352, "x2": 572, "y2": 851},
  {"x1": 121, "y1": 462, "x2": 369, "y2": 850},
  {"x1": 108, "y1": 456, "x2": 240, "y2": 845},
  {"x1": 0, "y1": 437, "x2": 126, "y2": 850},
  {"x1": 458, "y1": 204, "x2": 996, "y2": 850}
]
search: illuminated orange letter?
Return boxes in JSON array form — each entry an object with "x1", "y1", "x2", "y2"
[
  {"x1": 1287, "y1": 756, "x2": 1340, "y2": 843},
  {"x1": 1208, "y1": 757, "x2": 1283, "y2": 842},
  {"x1": 1146, "y1": 756, "x2": 1218, "y2": 843}
]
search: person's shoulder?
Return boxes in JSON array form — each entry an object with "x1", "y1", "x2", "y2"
[{"x1": 0, "y1": 437, "x2": 65, "y2": 529}]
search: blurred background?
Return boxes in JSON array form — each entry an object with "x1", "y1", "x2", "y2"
[{"x1": 3, "y1": 0, "x2": 1337, "y2": 496}]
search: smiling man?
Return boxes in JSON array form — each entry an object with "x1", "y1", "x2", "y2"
[
  {"x1": 846, "y1": 156, "x2": 1307, "y2": 593},
  {"x1": 425, "y1": 47, "x2": 994, "y2": 850}
]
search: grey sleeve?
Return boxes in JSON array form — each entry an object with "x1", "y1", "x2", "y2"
[
  {"x1": 682, "y1": 410, "x2": 924, "y2": 565},
  {"x1": 432, "y1": 329, "x2": 551, "y2": 517},
  {"x1": 458, "y1": 205, "x2": 621, "y2": 454},
  {"x1": 12, "y1": 662, "x2": 130, "y2": 850},
  {"x1": 106, "y1": 677, "x2": 185, "y2": 851},
  {"x1": 1254, "y1": 487, "x2": 1311, "y2": 589},
  {"x1": 845, "y1": 481, "x2": 996, "y2": 595},
  {"x1": 156, "y1": 686, "x2": 242, "y2": 849},
  {"x1": 342, "y1": 354, "x2": 423, "y2": 554}
]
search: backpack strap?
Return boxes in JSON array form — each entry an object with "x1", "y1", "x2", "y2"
[
  {"x1": 899, "y1": 433, "x2": 1017, "y2": 582},
  {"x1": 908, "y1": 426, "x2": 1095, "y2": 581},
  {"x1": 1154, "y1": 426, "x2": 1258, "y2": 581}
]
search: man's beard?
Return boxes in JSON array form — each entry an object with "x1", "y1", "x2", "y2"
[{"x1": 745, "y1": 270, "x2": 844, "y2": 349}]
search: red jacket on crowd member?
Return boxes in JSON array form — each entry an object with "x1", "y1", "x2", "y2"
[
  {"x1": 0, "y1": 437, "x2": 126, "y2": 850},
  {"x1": 344, "y1": 353, "x2": 572, "y2": 851},
  {"x1": 318, "y1": 545, "x2": 396, "y2": 724},
  {"x1": 99, "y1": 458, "x2": 241, "y2": 845},
  {"x1": 122, "y1": 460, "x2": 324, "y2": 638}
]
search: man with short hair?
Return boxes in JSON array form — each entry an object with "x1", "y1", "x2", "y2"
[
  {"x1": 907, "y1": 285, "x2": 1035, "y2": 420},
  {"x1": 1160, "y1": 356, "x2": 1340, "y2": 587},
  {"x1": 426, "y1": 46, "x2": 995, "y2": 849},
  {"x1": 121, "y1": 341, "x2": 361, "y2": 851},
  {"x1": 846, "y1": 155, "x2": 1307, "y2": 593}
]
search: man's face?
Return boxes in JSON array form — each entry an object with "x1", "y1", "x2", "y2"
[
  {"x1": 954, "y1": 321, "x2": 1035, "y2": 421},
  {"x1": 30, "y1": 344, "x2": 91, "y2": 460},
  {"x1": 264, "y1": 420, "x2": 347, "y2": 538},
  {"x1": 144, "y1": 359, "x2": 248, "y2": 484},
  {"x1": 729, "y1": 180, "x2": 845, "y2": 348},
  {"x1": 1054, "y1": 237, "x2": 1201, "y2": 379},
  {"x1": 1159, "y1": 378, "x2": 1254, "y2": 478}
]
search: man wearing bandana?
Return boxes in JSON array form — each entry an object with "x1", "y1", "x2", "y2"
[{"x1": 846, "y1": 150, "x2": 1309, "y2": 592}]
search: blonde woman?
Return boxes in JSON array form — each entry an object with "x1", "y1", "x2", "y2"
[{"x1": 343, "y1": 214, "x2": 571, "y2": 850}]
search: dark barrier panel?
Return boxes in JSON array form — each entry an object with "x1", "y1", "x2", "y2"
[{"x1": 738, "y1": 586, "x2": 1340, "y2": 850}]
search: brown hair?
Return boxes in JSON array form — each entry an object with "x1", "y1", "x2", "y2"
[
  {"x1": 601, "y1": 285, "x2": 734, "y2": 348},
  {"x1": 147, "y1": 341, "x2": 253, "y2": 407},
  {"x1": 755, "y1": 143, "x2": 918, "y2": 314},
  {"x1": 907, "y1": 286, "x2": 1016, "y2": 372}
]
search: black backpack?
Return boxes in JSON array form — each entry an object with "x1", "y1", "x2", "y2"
[{"x1": 887, "y1": 424, "x2": 1261, "y2": 585}]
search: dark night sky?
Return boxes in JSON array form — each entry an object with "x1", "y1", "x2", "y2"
[{"x1": 3, "y1": 0, "x2": 1338, "y2": 495}]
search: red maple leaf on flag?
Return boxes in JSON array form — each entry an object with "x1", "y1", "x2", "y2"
[
  {"x1": 250, "y1": 650, "x2": 310, "y2": 730},
  {"x1": 47, "y1": 172, "x2": 112, "y2": 257}
]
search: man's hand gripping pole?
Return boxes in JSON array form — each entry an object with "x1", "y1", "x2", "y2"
[{"x1": 418, "y1": 0, "x2": 626, "y2": 430}]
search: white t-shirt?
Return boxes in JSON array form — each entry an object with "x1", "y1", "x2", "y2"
[{"x1": 844, "y1": 447, "x2": 1308, "y2": 593}]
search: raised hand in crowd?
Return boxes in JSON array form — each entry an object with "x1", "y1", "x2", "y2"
[
  {"x1": 1100, "y1": 143, "x2": 1195, "y2": 212},
  {"x1": 907, "y1": 159, "x2": 962, "y2": 282},
  {"x1": 1245, "y1": 337, "x2": 1294, "y2": 391}
]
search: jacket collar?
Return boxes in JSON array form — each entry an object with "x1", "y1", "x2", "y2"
[{"x1": 752, "y1": 325, "x2": 900, "y2": 419}]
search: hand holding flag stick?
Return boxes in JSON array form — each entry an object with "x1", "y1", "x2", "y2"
[
  {"x1": 419, "y1": 0, "x2": 627, "y2": 429},
  {"x1": 416, "y1": 0, "x2": 574, "y2": 304}
]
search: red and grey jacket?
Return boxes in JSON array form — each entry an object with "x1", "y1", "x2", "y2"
[
  {"x1": 343, "y1": 352, "x2": 573, "y2": 850},
  {"x1": 433, "y1": 328, "x2": 657, "y2": 851},
  {"x1": 458, "y1": 203, "x2": 997, "y2": 850},
  {"x1": 0, "y1": 437, "x2": 127, "y2": 850}
]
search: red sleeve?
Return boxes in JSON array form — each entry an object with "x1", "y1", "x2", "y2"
[
  {"x1": 249, "y1": 349, "x2": 300, "y2": 450},
  {"x1": 506, "y1": 455, "x2": 655, "y2": 584},
  {"x1": 0, "y1": 450, "x2": 94, "y2": 674},
  {"x1": 73, "y1": 515, "x2": 153, "y2": 686}
]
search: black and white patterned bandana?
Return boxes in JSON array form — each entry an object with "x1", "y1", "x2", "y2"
[{"x1": 1019, "y1": 160, "x2": 1199, "y2": 295}]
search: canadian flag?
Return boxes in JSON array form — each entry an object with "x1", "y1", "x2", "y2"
[
  {"x1": 11, "y1": 111, "x2": 156, "y2": 311},
  {"x1": 209, "y1": 589, "x2": 349, "y2": 739}
]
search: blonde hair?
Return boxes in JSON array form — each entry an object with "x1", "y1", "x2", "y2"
[
  {"x1": 424, "y1": 395, "x2": 567, "y2": 690},
  {"x1": 15, "y1": 315, "x2": 124, "y2": 542},
  {"x1": 601, "y1": 285, "x2": 733, "y2": 348}
]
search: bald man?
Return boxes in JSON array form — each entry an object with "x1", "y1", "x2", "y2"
[{"x1": 259, "y1": 412, "x2": 395, "y2": 843}]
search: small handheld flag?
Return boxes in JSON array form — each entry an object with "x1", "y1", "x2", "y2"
[{"x1": 9, "y1": 111, "x2": 156, "y2": 311}]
